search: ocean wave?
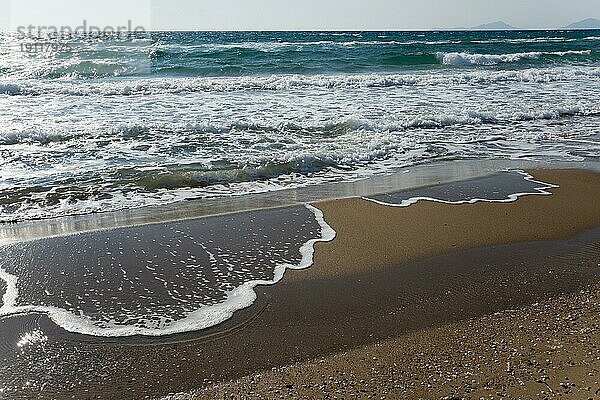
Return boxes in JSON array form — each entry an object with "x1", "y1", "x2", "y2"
[
  {"x1": 2, "y1": 104, "x2": 597, "y2": 148},
  {"x1": 1, "y1": 113, "x2": 598, "y2": 223},
  {"x1": 135, "y1": 156, "x2": 345, "y2": 191},
  {"x1": 2, "y1": 66, "x2": 600, "y2": 97},
  {"x1": 471, "y1": 37, "x2": 576, "y2": 44},
  {"x1": 2, "y1": 40, "x2": 595, "y2": 81},
  {"x1": 151, "y1": 39, "x2": 464, "y2": 52},
  {"x1": 437, "y1": 50, "x2": 592, "y2": 66},
  {"x1": 0, "y1": 129, "x2": 71, "y2": 145}
]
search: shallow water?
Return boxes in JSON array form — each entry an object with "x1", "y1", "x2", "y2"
[
  {"x1": 365, "y1": 170, "x2": 556, "y2": 206},
  {"x1": 0, "y1": 204, "x2": 334, "y2": 337},
  {"x1": 0, "y1": 30, "x2": 599, "y2": 222}
]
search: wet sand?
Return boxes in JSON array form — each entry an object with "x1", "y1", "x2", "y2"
[
  {"x1": 197, "y1": 281, "x2": 600, "y2": 399},
  {"x1": 0, "y1": 168, "x2": 599, "y2": 399},
  {"x1": 301, "y1": 169, "x2": 600, "y2": 279}
]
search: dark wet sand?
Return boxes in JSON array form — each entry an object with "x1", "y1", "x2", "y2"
[
  {"x1": 0, "y1": 169, "x2": 599, "y2": 400},
  {"x1": 198, "y1": 281, "x2": 600, "y2": 400}
]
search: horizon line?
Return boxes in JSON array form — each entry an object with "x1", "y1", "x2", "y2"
[{"x1": 1, "y1": 28, "x2": 599, "y2": 33}]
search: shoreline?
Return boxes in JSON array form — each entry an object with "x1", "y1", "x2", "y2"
[
  {"x1": 0, "y1": 168, "x2": 599, "y2": 399},
  {"x1": 303, "y1": 169, "x2": 600, "y2": 280},
  {"x1": 3, "y1": 226, "x2": 599, "y2": 400},
  {"x1": 2, "y1": 169, "x2": 596, "y2": 338},
  {"x1": 2, "y1": 159, "x2": 598, "y2": 247}
]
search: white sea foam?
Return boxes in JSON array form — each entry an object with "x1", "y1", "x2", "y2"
[
  {"x1": 337, "y1": 39, "x2": 462, "y2": 46},
  {"x1": 471, "y1": 37, "x2": 575, "y2": 44},
  {"x1": 362, "y1": 171, "x2": 559, "y2": 207},
  {"x1": 2, "y1": 66, "x2": 599, "y2": 97},
  {"x1": 0, "y1": 265, "x2": 18, "y2": 315},
  {"x1": 437, "y1": 50, "x2": 591, "y2": 66},
  {"x1": 2, "y1": 104, "x2": 595, "y2": 147},
  {"x1": 0, "y1": 204, "x2": 336, "y2": 337},
  {"x1": 1, "y1": 100, "x2": 598, "y2": 223},
  {"x1": 0, "y1": 129, "x2": 69, "y2": 145}
]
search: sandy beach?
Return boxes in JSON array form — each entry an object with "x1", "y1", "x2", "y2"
[
  {"x1": 196, "y1": 282, "x2": 600, "y2": 399},
  {"x1": 304, "y1": 169, "x2": 600, "y2": 279},
  {"x1": 0, "y1": 168, "x2": 599, "y2": 400},
  {"x1": 181, "y1": 169, "x2": 600, "y2": 400},
  {"x1": 3, "y1": 14, "x2": 600, "y2": 400}
]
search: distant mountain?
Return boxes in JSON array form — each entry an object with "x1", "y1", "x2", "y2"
[
  {"x1": 445, "y1": 18, "x2": 600, "y2": 32},
  {"x1": 564, "y1": 18, "x2": 600, "y2": 30},
  {"x1": 472, "y1": 21, "x2": 518, "y2": 30}
]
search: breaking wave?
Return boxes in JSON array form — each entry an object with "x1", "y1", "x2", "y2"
[
  {"x1": 2, "y1": 66, "x2": 600, "y2": 97},
  {"x1": 437, "y1": 50, "x2": 593, "y2": 66}
]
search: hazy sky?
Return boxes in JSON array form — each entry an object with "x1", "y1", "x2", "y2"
[{"x1": 1, "y1": 0, "x2": 599, "y2": 30}]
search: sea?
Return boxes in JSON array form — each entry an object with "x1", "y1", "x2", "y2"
[{"x1": 1, "y1": 30, "x2": 599, "y2": 223}]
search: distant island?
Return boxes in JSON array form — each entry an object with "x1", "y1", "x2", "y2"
[
  {"x1": 451, "y1": 17, "x2": 600, "y2": 31},
  {"x1": 564, "y1": 18, "x2": 600, "y2": 30},
  {"x1": 471, "y1": 21, "x2": 517, "y2": 30}
]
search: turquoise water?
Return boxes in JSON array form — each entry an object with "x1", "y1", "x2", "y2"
[
  {"x1": 4, "y1": 31, "x2": 600, "y2": 78},
  {"x1": 0, "y1": 30, "x2": 599, "y2": 221}
]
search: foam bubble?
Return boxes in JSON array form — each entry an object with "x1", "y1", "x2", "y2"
[
  {"x1": 363, "y1": 171, "x2": 558, "y2": 207},
  {"x1": 0, "y1": 204, "x2": 335, "y2": 337},
  {"x1": 0, "y1": 265, "x2": 18, "y2": 315}
]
